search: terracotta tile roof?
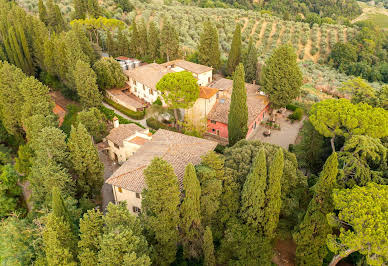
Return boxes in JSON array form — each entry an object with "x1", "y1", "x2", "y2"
[
  {"x1": 161, "y1": 60, "x2": 213, "y2": 74},
  {"x1": 116, "y1": 56, "x2": 130, "y2": 60},
  {"x1": 207, "y1": 84, "x2": 269, "y2": 125},
  {"x1": 106, "y1": 89, "x2": 145, "y2": 109},
  {"x1": 129, "y1": 136, "x2": 148, "y2": 145},
  {"x1": 106, "y1": 129, "x2": 217, "y2": 193},
  {"x1": 124, "y1": 63, "x2": 173, "y2": 90},
  {"x1": 199, "y1": 87, "x2": 218, "y2": 99},
  {"x1": 106, "y1": 124, "x2": 146, "y2": 147},
  {"x1": 53, "y1": 104, "x2": 66, "y2": 126},
  {"x1": 210, "y1": 78, "x2": 262, "y2": 96}
]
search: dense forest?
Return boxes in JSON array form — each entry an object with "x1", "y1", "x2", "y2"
[{"x1": 0, "y1": 0, "x2": 387, "y2": 265}]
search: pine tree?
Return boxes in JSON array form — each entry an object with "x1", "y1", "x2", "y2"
[
  {"x1": 74, "y1": 60, "x2": 102, "y2": 108},
  {"x1": 160, "y1": 21, "x2": 179, "y2": 61},
  {"x1": 142, "y1": 157, "x2": 180, "y2": 265},
  {"x1": 43, "y1": 187, "x2": 77, "y2": 266},
  {"x1": 68, "y1": 123, "x2": 104, "y2": 199},
  {"x1": 78, "y1": 208, "x2": 103, "y2": 266},
  {"x1": 180, "y1": 163, "x2": 202, "y2": 259},
  {"x1": 198, "y1": 21, "x2": 221, "y2": 70},
  {"x1": 240, "y1": 149, "x2": 267, "y2": 231},
  {"x1": 228, "y1": 63, "x2": 248, "y2": 146},
  {"x1": 148, "y1": 21, "x2": 160, "y2": 61},
  {"x1": 293, "y1": 153, "x2": 338, "y2": 266},
  {"x1": 203, "y1": 226, "x2": 216, "y2": 266},
  {"x1": 38, "y1": 0, "x2": 48, "y2": 25},
  {"x1": 226, "y1": 24, "x2": 241, "y2": 75},
  {"x1": 263, "y1": 148, "x2": 283, "y2": 238},
  {"x1": 261, "y1": 45, "x2": 303, "y2": 108},
  {"x1": 244, "y1": 38, "x2": 258, "y2": 83}
]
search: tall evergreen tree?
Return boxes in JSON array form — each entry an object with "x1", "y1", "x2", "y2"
[
  {"x1": 240, "y1": 149, "x2": 267, "y2": 231},
  {"x1": 244, "y1": 38, "x2": 258, "y2": 83},
  {"x1": 137, "y1": 19, "x2": 148, "y2": 59},
  {"x1": 116, "y1": 29, "x2": 130, "y2": 57},
  {"x1": 160, "y1": 21, "x2": 179, "y2": 61},
  {"x1": 148, "y1": 21, "x2": 160, "y2": 61},
  {"x1": 293, "y1": 153, "x2": 338, "y2": 266},
  {"x1": 261, "y1": 45, "x2": 303, "y2": 108},
  {"x1": 87, "y1": 0, "x2": 101, "y2": 18},
  {"x1": 129, "y1": 19, "x2": 139, "y2": 58},
  {"x1": 68, "y1": 123, "x2": 104, "y2": 199},
  {"x1": 228, "y1": 63, "x2": 248, "y2": 146},
  {"x1": 38, "y1": 0, "x2": 48, "y2": 25},
  {"x1": 198, "y1": 21, "x2": 221, "y2": 70},
  {"x1": 226, "y1": 24, "x2": 241, "y2": 75},
  {"x1": 142, "y1": 157, "x2": 180, "y2": 265},
  {"x1": 46, "y1": 0, "x2": 66, "y2": 32},
  {"x1": 73, "y1": 0, "x2": 86, "y2": 19},
  {"x1": 180, "y1": 163, "x2": 202, "y2": 259},
  {"x1": 74, "y1": 60, "x2": 102, "y2": 108},
  {"x1": 263, "y1": 148, "x2": 283, "y2": 238},
  {"x1": 203, "y1": 226, "x2": 216, "y2": 266},
  {"x1": 43, "y1": 187, "x2": 77, "y2": 266}
]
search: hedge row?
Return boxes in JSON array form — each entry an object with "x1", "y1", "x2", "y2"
[
  {"x1": 288, "y1": 107, "x2": 304, "y2": 121},
  {"x1": 104, "y1": 97, "x2": 145, "y2": 120},
  {"x1": 99, "y1": 105, "x2": 145, "y2": 129}
]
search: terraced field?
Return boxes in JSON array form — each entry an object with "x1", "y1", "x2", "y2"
[{"x1": 17, "y1": 0, "x2": 357, "y2": 62}]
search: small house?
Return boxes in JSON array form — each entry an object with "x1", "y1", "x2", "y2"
[{"x1": 161, "y1": 60, "x2": 213, "y2": 86}]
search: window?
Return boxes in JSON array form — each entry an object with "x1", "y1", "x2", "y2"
[
  {"x1": 118, "y1": 187, "x2": 122, "y2": 193},
  {"x1": 143, "y1": 84, "x2": 145, "y2": 90},
  {"x1": 150, "y1": 89, "x2": 153, "y2": 95},
  {"x1": 114, "y1": 143, "x2": 119, "y2": 149},
  {"x1": 212, "y1": 128, "x2": 215, "y2": 132},
  {"x1": 133, "y1": 206, "x2": 141, "y2": 213},
  {"x1": 136, "y1": 193, "x2": 140, "y2": 199},
  {"x1": 211, "y1": 120, "x2": 216, "y2": 124},
  {"x1": 134, "y1": 80, "x2": 137, "y2": 86}
]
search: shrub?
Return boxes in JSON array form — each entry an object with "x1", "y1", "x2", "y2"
[
  {"x1": 288, "y1": 107, "x2": 304, "y2": 121},
  {"x1": 104, "y1": 97, "x2": 145, "y2": 120},
  {"x1": 286, "y1": 103, "x2": 298, "y2": 111},
  {"x1": 153, "y1": 97, "x2": 163, "y2": 106},
  {"x1": 146, "y1": 117, "x2": 178, "y2": 132},
  {"x1": 60, "y1": 104, "x2": 82, "y2": 136}
]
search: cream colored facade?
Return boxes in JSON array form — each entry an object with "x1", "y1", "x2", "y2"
[
  {"x1": 112, "y1": 185, "x2": 142, "y2": 215},
  {"x1": 186, "y1": 94, "x2": 217, "y2": 126},
  {"x1": 170, "y1": 65, "x2": 212, "y2": 86},
  {"x1": 128, "y1": 79, "x2": 164, "y2": 105},
  {"x1": 107, "y1": 129, "x2": 151, "y2": 164}
]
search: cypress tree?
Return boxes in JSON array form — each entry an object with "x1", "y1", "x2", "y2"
[
  {"x1": 78, "y1": 208, "x2": 103, "y2": 266},
  {"x1": 203, "y1": 226, "x2": 216, "y2": 266},
  {"x1": 130, "y1": 19, "x2": 139, "y2": 58},
  {"x1": 142, "y1": 157, "x2": 180, "y2": 265},
  {"x1": 106, "y1": 31, "x2": 117, "y2": 57},
  {"x1": 180, "y1": 163, "x2": 202, "y2": 259},
  {"x1": 263, "y1": 148, "x2": 284, "y2": 238},
  {"x1": 293, "y1": 153, "x2": 338, "y2": 266},
  {"x1": 240, "y1": 149, "x2": 267, "y2": 231},
  {"x1": 198, "y1": 21, "x2": 221, "y2": 70},
  {"x1": 51, "y1": 187, "x2": 73, "y2": 228},
  {"x1": 160, "y1": 21, "x2": 179, "y2": 61},
  {"x1": 68, "y1": 123, "x2": 104, "y2": 199},
  {"x1": 228, "y1": 63, "x2": 248, "y2": 146},
  {"x1": 73, "y1": 0, "x2": 86, "y2": 19},
  {"x1": 38, "y1": 0, "x2": 48, "y2": 25},
  {"x1": 43, "y1": 187, "x2": 78, "y2": 266},
  {"x1": 87, "y1": 0, "x2": 101, "y2": 18},
  {"x1": 148, "y1": 21, "x2": 160, "y2": 61},
  {"x1": 74, "y1": 60, "x2": 102, "y2": 109},
  {"x1": 137, "y1": 19, "x2": 148, "y2": 59},
  {"x1": 226, "y1": 24, "x2": 241, "y2": 75},
  {"x1": 261, "y1": 45, "x2": 303, "y2": 108},
  {"x1": 244, "y1": 38, "x2": 258, "y2": 83},
  {"x1": 117, "y1": 29, "x2": 130, "y2": 57},
  {"x1": 53, "y1": 4, "x2": 66, "y2": 32}
]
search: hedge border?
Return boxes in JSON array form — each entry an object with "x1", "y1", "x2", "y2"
[
  {"x1": 99, "y1": 105, "x2": 145, "y2": 129},
  {"x1": 104, "y1": 97, "x2": 145, "y2": 120}
]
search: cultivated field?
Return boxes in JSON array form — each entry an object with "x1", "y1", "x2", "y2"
[{"x1": 352, "y1": 1, "x2": 388, "y2": 29}]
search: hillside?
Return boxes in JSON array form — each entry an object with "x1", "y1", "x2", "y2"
[
  {"x1": 352, "y1": 1, "x2": 388, "y2": 29},
  {"x1": 16, "y1": 0, "x2": 356, "y2": 63}
]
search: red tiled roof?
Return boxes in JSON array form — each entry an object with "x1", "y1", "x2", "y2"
[
  {"x1": 116, "y1": 56, "x2": 130, "y2": 60},
  {"x1": 129, "y1": 136, "x2": 148, "y2": 145},
  {"x1": 199, "y1": 87, "x2": 218, "y2": 99}
]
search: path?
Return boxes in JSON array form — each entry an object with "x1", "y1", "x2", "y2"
[
  {"x1": 99, "y1": 148, "x2": 120, "y2": 211},
  {"x1": 102, "y1": 101, "x2": 148, "y2": 128}
]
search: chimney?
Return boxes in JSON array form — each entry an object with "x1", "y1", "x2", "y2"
[{"x1": 113, "y1": 116, "x2": 119, "y2": 128}]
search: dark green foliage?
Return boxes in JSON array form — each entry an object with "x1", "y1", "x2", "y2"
[
  {"x1": 198, "y1": 21, "x2": 221, "y2": 70},
  {"x1": 261, "y1": 45, "x2": 303, "y2": 108},
  {"x1": 243, "y1": 38, "x2": 258, "y2": 83},
  {"x1": 73, "y1": 0, "x2": 86, "y2": 19},
  {"x1": 160, "y1": 21, "x2": 179, "y2": 62},
  {"x1": 38, "y1": 0, "x2": 48, "y2": 25},
  {"x1": 180, "y1": 163, "x2": 202, "y2": 259},
  {"x1": 130, "y1": 19, "x2": 140, "y2": 58},
  {"x1": 93, "y1": 57, "x2": 126, "y2": 91},
  {"x1": 74, "y1": 60, "x2": 102, "y2": 109},
  {"x1": 68, "y1": 123, "x2": 104, "y2": 199},
  {"x1": 113, "y1": 0, "x2": 134, "y2": 12},
  {"x1": 142, "y1": 157, "x2": 180, "y2": 265},
  {"x1": 99, "y1": 105, "x2": 145, "y2": 128},
  {"x1": 145, "y1": 117, "x2": 178, "y2": 132},
  {"x1": 293, "y1": 153, "x2": 338, "y2": 266},
  {"x1": 288, "y1": 107, "x2": 304, "y2": 121},
  {"x1": 148, "y1": 22, "x2": 160, "y2": 62},
  {"x1": 60, "y1": 104, "x2": 82, "y2": 136},
  {"x1": 137, "y1": 19, "x2": 148, "y2": 59},
  {"x1": 226, "y1": 24, "x2": 241, "y2": 75},
  {"x1": 15, "y1": 144, "x2": 33, "y2": 177},
  {"x1": 104, "y1": 97, "x2": 145, "y2": 120},
  {"x1": 228, "y1": 63, "x2": 248, "y2": 146},
  {"x1": 0, "y1": 164, "x2": 23, "y2": 218},
  {"x1": 87, "y1": 0, "x2": 102, "y2": 18},
  {"x1": 203, "y1": 226, "x2": 215, "y2": 266},
  {"x1": 285, "y1": 103, "x2": 298, "y2": 111},
  {"x1": 46, "y1": 0, "x2": 66, "y2": 33},
  {"x1": 76, "y1": 108, "x2": 108, "y2": 143}
]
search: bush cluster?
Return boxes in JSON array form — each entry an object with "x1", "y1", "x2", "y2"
[
  {"x1": 104, "y1": 97, "x2": 145, "y2": 120},
  {"x1": 288, "y1": 107, "x2": 304, "y2": 121},
  {"x1": 99, "y1": 105, "x2": 145, "y2": 128}
]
